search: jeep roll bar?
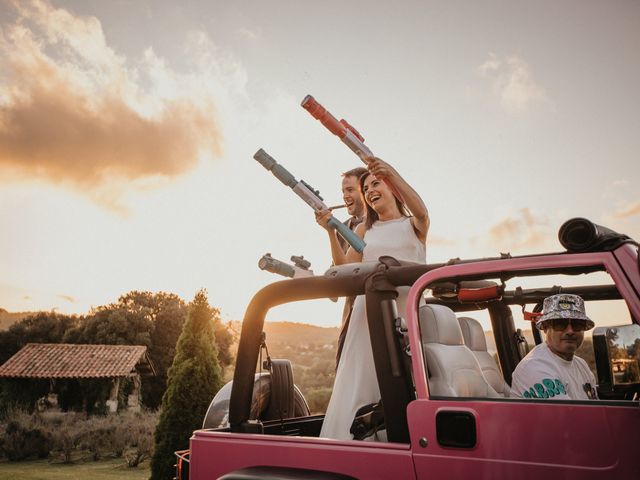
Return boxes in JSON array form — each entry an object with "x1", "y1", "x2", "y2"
[{"x1": 229, "y1": 258, "x2": 444, "y2": 441}]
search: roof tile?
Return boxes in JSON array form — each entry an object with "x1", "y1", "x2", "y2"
[{"x1": 0, "y1": 344, "x2": 149, "y2": 378}]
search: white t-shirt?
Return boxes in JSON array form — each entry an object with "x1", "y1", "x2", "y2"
[{"x1": 511, "y1": 343, "x2": 598, "y2": 400}]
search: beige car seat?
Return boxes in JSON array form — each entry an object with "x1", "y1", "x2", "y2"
[
  {"x1": 419, "y1": 304, "x2": 500, "y2": 398},
  {"x1": 458, "y1": 316, "x2": 511, "y2": 397}
]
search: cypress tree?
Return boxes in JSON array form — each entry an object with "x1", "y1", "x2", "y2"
[{"x1": 150, "y1": 290, "x2": 224, "y2": 480}]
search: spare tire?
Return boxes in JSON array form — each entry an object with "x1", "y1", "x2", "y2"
[{"x1": 203, "y1": 372, "x2": 310, "y2": 429}]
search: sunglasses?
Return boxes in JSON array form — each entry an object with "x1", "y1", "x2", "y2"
[{"x1": 548, "y1": 318, "x2": 589, "y2": 332}]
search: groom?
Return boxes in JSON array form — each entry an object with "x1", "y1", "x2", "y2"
[{"x1": 334, "y1": 167, "x2": 367, "y2": 368}]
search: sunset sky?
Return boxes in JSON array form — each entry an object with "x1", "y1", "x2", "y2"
[{"x1": 1, "y1": 0, "x2": 638, "y2": 328}]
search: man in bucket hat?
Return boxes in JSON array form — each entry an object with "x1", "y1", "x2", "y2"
[{"x1": 512, "y1": 294, "x2": 598, "y2": 400}]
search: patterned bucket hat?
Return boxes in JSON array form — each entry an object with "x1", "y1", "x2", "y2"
[{"x1": 536, "y1": 294, "x2": 595, "y2": 330}]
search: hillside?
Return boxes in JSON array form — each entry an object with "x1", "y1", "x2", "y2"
[
  {"x1": 263, "y1": 321, "x2": 340, "y2": 347},
  {"x1": 229, "y1": 321, "x2": 340, "y2": 348}
]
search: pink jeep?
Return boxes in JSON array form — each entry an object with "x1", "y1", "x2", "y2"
[{"x1": 178, "y1": 218, "x2": 640, "y2": 479}]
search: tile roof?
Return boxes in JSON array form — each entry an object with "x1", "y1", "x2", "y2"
[{"x1": 0, "y1": 343, "x2": 150, "y2": 379}]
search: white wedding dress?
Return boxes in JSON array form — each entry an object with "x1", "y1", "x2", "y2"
[{"x1": 320, "y1": 217, "x2": 426, "y2": 440}]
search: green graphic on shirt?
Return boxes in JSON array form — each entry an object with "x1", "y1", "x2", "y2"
[{"x1": 522, "y1": 378, "x2": 566, "y2": 398}]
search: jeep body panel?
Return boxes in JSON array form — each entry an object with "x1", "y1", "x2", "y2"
[
  {"x1": 190, "y1": 430, "x2": 416, "y2": 480},
  {"x1": 408, "y1": 399, "x2": 639, "y2": 479}
]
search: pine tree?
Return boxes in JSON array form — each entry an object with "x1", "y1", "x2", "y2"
[{"x1": 150, "y1": 290, "x2": 224, "y2": 480}]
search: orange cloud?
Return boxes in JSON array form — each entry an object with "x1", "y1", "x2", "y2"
[
  {"x1": 486, "y1": 208, "x2": 550, "y2": 251},
  {"x1": 0, "y1": 1, "x2": 222, "y2": 203},
  {"x1": 428, "y1": 235, "x2": 457, "y2": 247},
  {"x1": 614, "y1": 201, "x2": 640, "y2": 219}
]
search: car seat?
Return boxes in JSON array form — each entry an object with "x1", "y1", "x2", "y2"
[
  {"x1": 458, "y1": 316, "x2": 511, "y2": 397},
  {"x1": 419, "y1": 304, "x2": 500, "y2": 398}
]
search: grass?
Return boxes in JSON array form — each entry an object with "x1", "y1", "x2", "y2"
[{"x1": 0, "y1": 457, "x2": 151, "y2": 480}]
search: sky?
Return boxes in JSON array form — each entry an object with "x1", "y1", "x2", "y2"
[{"x1": 0, "y1": 0, "x2": 638, "y2": 328}]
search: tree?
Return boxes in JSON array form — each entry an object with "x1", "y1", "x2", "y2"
[
  {"x1": 79, "y1": 305, "x2": 153, "y2": 347},
  {"x1": 80, "y1": 291, "x2": 233, "y2": 409},
  {"x1": 0, "y1": 312, "x2": 80, "y2": 364},
  {"x1": 150, "y1": 290, "x2": 224, "y2": 480}
]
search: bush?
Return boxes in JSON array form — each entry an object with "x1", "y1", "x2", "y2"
[
  {"x1": 78, "y1": 415, "x2": 115, "y2": 461},
  {"x1": 2, "y1": 421, "x2": 50, "y2": 461},
  {"x1": 47, "y1": 412, "x2": 85, "y2": 463},
  {"x1": 0, "y1": 409, "x2": 51, "y2": 461},
  {"x1": 124, "y1": 412, "x2": 157, "y2": 467},
  {"x1": 0, "y1": 409, "x2": 160, "y2": 465}
]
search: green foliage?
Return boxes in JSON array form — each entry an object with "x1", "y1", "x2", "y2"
[
  {"x1": 123, "y1": 411, "x2": 156, "y2": 467},
  {"x1": 0, "y1": 311, "x2": 80, "y2": 364},
  {"x1": 0, "y1": 410, "x2": 50, "y2": 461},
  {"x1": 80, "y1": 306, "x2": 153, "y2": 347},
  {"x1": 78, "y1": 415, "x2": 115, "y2": 461},
  {"x1": 150, "y1": 290, "x2": 224, "y2": 480},
  {"x1": 0, "y1": 410, "x2": 159, "y2": 466},
  {"x1": 47, "y1": 412, "x2": 85, "y2": 463},
  {"x1": 137, "y1": 292, "x2": 189, "y2": 410}
]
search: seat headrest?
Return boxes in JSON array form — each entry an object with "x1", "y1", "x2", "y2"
[
  {"x1": 419, "y1": 304, "x2": 464, "y2": 346},
  {"x1": 458, "y1": 317, "x2": 488, "y2": 351}
]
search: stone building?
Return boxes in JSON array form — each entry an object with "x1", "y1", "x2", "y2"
[{"x1": 0, "y1": 343, "x2": 155, "y2": 412}]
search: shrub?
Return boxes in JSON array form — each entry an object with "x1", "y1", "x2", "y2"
[
  {"x1": 119, "y1": 410, "x2": 158, "y2": 467},
  {"x1": 78, "y1": 415, "x2": 115, "y2": 461},
  {"x1": 2, "y1": 421, "x2": 50, "y2": 461},
  {"x1": 47, "y1": 412, "x2": 85, "y2": 463},
  {"x1": 124, "y1": 421, "x2": 154, "y2": 467},
  {"x1": 0, "y1": 408, "x2": 160, "y2": 464},
  {"x1": 0, "y1": 409, "x2": 50, "y2": 461}
]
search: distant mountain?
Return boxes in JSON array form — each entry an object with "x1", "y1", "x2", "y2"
[
  {"x1": 0, "y1": 308, "x2": 32, "y2": 331},
  {"x1": 231, "y1": 320, "x2": 340, "y2": 348}
]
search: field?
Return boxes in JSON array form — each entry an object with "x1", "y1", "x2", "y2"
[{"x1": 0, "y1": 457, "x2": 150, "y2": 480}]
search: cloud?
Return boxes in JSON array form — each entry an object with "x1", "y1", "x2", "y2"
[
  {"x1": 237, "y1": 27, "x2": 261, "y2": 41},
  {"x1": 0, "y1": 0, "x2": 227, "y2": 208},
  {"x1": 613, "y1": 201, "x2": 640, "y2": 219},
  {"x1": 428, "y1": 235, "x2": 457, "y2": 247},
  {"x1": 477, "y1": 53, "x2": 547, "y2": 113},
  {"x1": 612, "y1": 180, "x2": 628, "y2": 187},
  {"x1": 479, "y1": 208, "x2": 551, "y2": 251}
]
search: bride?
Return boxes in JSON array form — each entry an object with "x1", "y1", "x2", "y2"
[{"x1": 315, "y1": 156, "x2": 429, "y2": 440}]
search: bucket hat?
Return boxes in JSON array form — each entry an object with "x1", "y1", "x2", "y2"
[{"x1": 536, "y1": 294, "x2": 595, "y2": 330}]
